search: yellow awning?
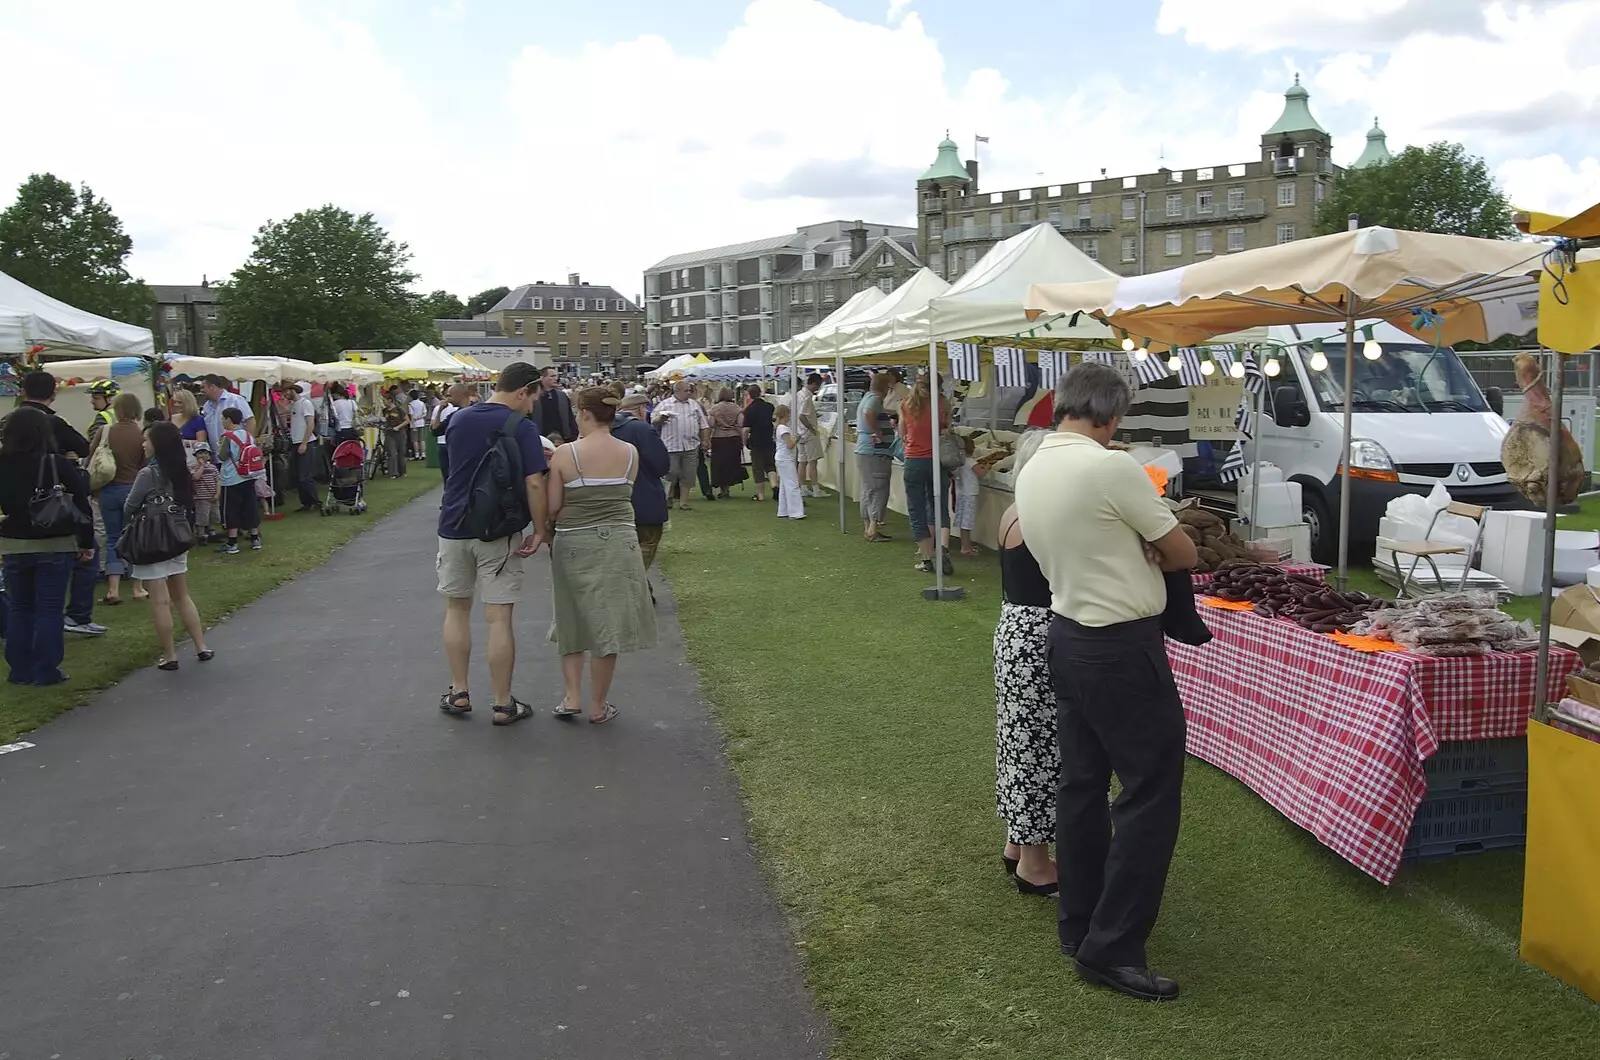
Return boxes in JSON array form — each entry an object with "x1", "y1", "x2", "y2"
[
  {"x1": 1518, "y1": 203, "x2": 1600, "y2": 240},
  {"x1": 1521, "y1": 200, "x2": 1600, "y2": 354}
]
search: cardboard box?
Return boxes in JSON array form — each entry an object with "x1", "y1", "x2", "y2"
[
  {"x1": 1550, "y1": 583, "x2": 1600, "y2": 669},
  {"x1": 1550, "y1": 625, "x2": 1600, "y2": 667},
  {"x1": 1479, "y1": 510, "x2": 1546, "y2": 596},
  {"x1": 1565, "y1": 673, "x2": 1600, "y2": 708}
]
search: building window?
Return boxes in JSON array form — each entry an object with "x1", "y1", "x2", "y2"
[
  {"x1": 1276, "y1": 223, "x2": 1297, "y2": 244},
  {"x1": 1277, "y1": 182, "x2": 1296, "y2": 207},
  {"x1": 822, "y1": 281, "x2": 834, "y2": 302},
  {"x1": 878, "y1": 248, "x2": 894, "y2": 265},
  {"x1": 531, "y1": 297, "x2": 543, "y2": 309},
  {"x1": 1195, "y1": 230, "x2": 1214, "y2": 255},
  {"x1": 989, "y1": 211, "x2": 1004, "y2": 236},
  {"x1": 670, "y1": 300, "x2": 678, "y2": 317},
  {"x1": 621, "y1": 342, "x2": 631, "y2": 355},
  {"x1": 513, "y1": 318, "x2": 523, "y2": 335},
  {"x1": 599, "y1": 320, "x2": 609, "y2": 335},
  {"x1": 558, "y1": 320, "x2": 568, "y2": 334},
  {"x1": 1018, "y1": 207, "x2": 1034, "y2": 225},
  {"x1": 1165, "y1": 232, "x2": 1183, "y2": 256},
  {"x1": 802, "y1": 252, "x2": 815, "y2": 271},
  {"x1": 579, "y1": 320, "x2": 588, "y2": 335},
  {"x1": 1227, "y1": 227, "x2": 1246, "y2": 252},
  {"x1": 928, "y1": 216, "x2": 943, "y2": 237},
  {"x1": 553, "y1": 297, "x2": 565, "y2": 310},
  {"x1": 574, "y1": 297, "x2": 585, "y2": 310},
  {"x1": 620, "y1": 321, "x2": 629, "y2": 335},
  {"x1": 1122, "y1": 197, "x2": 1136, "y2": 220},
  {"x1": 600, "y1": 342, "x2": 610, "y2": 357},
  {"x1": 1165, "y1": 193, "x2": 1182, "y2": 218},
  {"x1": 965, "y1": 248, "x2": 977, "y2": 270},
  {"x1": 204, "y1": 305, "x2": 218, "y2": 322},
  {"x1": 790, "y1": 286, "x2": 800, "y2": 305},
  {"x1": 878, "y1": 277, "x2": 893, "y2": 293},
  {"x1": 1196, "y1": 190, "x2": 1214, "y2": 215},
  {"x1": 580, "y1": 343, "x2": 589, "y2": 357},
  {"x1": 679, "y1": 269, "x2": 688, "y2": 286},
  {"x1": 962, "y1": 215, "x2": 978, "y2": 236},
  {"x1": 930, "y1": 251, "x2": 944, "y2": 273},
  {"x1": 1227, "y1": 187, "x2": 1245, "y2": 212},
  {"x1": 1315, "y1": 181, "x2": 1326, "y2": 203},
  {"x1": 163, "y1": 305, "x2": 179, "y2": 321},
  {"x1": 559, "y1": 342, "x2": 569, "y2": 356},
  {"x1": 1083, "y1": 238, "x2": 1099, "y2": 261},
  {"x1": 535, "y1": 319, "x2": 546, "y2": 334},
  {"x1": 833, "y1": 249, "x2": 849, "y2": 268},
  {"x1": 1121, "y1": 235, "x2": 1137, "y2": 262}
]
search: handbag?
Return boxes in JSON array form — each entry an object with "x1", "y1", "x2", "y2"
[
  {"x1": 87, "y1": 421, "x2": 117, "y2": 490},
  {"x1": 938, "y1": 428, "x2": 965, "y2": 470},
  {"x1": 29, "y1": 456, "x2": 90, "y2": 536},
  {"x1": 116, "y1": 486, "x2": 194, "y2": 566}
]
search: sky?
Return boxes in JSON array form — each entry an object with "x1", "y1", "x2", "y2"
[{"x1": 1, "y1": 0, "x2": 1595, "y2": 304}]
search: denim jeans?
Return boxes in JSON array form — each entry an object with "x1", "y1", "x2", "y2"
[
  {"x1": 902, "y1": 457, "x2": 951, "y2": 544},
  {"x1": 99, "y1": 481, "x2": 132, "y2": 577},
  {"x1": 67, "y1": 540, "x2": 98, "y2": 624},
  {"x1": 4, "y1": 552, "x2": 74, "y2": 685}
]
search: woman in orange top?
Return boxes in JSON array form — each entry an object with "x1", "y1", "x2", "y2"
[{"x1": 898, "y1": 371, "x2": 953, "y2": 575}]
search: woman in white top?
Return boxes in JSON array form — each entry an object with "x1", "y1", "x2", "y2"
[
  {"x1": 407, "y1": 390, "x2": 428, "y2": 459},
  {"x1": 328, "y1": 384, "x2": 360, "y2": 442},
  {"x1": 773, "y1": 403, "x2": 805, "y2": 520}
]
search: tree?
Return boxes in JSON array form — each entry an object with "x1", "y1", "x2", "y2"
[
  {"x1": 465, "y1": 286, "x2": 510, "y2": 316},
  {"x1": 0, "y1": 173, "x2": 152, "y2": 325},
  {"x1": 415, "y1": 289, "x2": 467, "y2": 321},
  {"x1": 1315, "y1": 142, "x2": 1516, "y2": 239},
  {"x1": 217, "y1": 206, "x2": 434, "y2": 358}
]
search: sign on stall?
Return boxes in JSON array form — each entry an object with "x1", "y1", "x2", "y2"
[{"x1": 1188, "y1": 378, "x2": 1244, "y2": 439}]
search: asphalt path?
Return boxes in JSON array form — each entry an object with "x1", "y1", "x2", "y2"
[{"x1": 0, "y1": 493, "x2": 829, "y2": 1059}]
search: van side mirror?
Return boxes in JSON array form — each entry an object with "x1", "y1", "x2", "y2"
[
  {"x1": 1484, "y1": 386, "x2": 1505, "y2": 417},
  {"x1": 1273, "y1": 386, "x2": 1310, "y2": 428}
]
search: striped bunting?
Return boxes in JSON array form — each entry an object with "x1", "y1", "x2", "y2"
[
  {"x1": 1234, "y1": 395, "x2": 1255, "y2": 441},
  {"x1": 1212, "y1": 346, "x2": 1235, "y2": 378},
  {"x1": 947, "y1": 341, "x2": 981, "y2": 382},
  {"x1": 1134, "y1": 352, "x2": 1170, "y2": 386},
  {"x1": 1080, "y1": 350, "x2": 1116, "y2": 366},
  {"x1": 1219, "y1": 443, "x2": 1247, "y2": 483},
  {"x1": 1037, "y1": 350, "x2": 1073, "y2": 388},
  {"x1": 1177, "y1": 347, "x2": 1206, "y2": 386},
  {"x1": 1119, "y1": 376, "x2": 1194, "y2": 457},
  {"x1": 992, "y1": 346, "x2": 1028, "y2": 388},
  {"x1": 1240, "y1": 346, "x2": 1266, "y2": 395}
]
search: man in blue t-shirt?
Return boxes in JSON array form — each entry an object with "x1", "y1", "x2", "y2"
[{"x1": 436, "y1": 361, "x2": 549, "y2": 726}]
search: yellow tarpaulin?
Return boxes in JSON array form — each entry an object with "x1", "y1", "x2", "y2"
[
  {"x1": 1524, "y1": 202, "x2": 1600, "y2": 354},
  {"x1": 1520, "y1": 718, "x2": 1600, "y2": 1001}
]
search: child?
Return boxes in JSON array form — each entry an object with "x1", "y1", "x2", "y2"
[
  {"x1": 954, "y1": 434, "x2": 981, "y2": 556},
  {"x1": 190, "y1": 441, "x2": 221, "y2": 543},
  {"x1": 773, "y1": 404, "x2": 805, "y2": 520}
]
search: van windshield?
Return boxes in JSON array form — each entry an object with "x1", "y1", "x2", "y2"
[{"x1": 1303, "y1": 345, "x2": 1489, "y2": 414}]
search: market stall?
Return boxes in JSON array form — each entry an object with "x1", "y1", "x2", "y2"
[{"x1": 1, "y1": 268, "x2": 153, "y2": 359}]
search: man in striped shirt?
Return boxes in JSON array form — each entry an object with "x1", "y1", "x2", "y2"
[{"x1": 651, "y1": 380, "x2": 711, "y2": 511}]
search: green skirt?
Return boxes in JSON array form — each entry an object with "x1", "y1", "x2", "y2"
[{"x1": 551, "y1": 525, "x2": 658, "y2": 656}]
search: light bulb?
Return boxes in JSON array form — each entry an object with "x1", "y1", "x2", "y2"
[
  {"x1": 1264, "y1": 357, "x2": 1281, "y2": 377},
  {"x1": 1134, "y1": 347, "x2": 1149, "y2": 362},
  {"x1": 1167, "y1": 354, "x2": 1182, "y2": 371},
  {"x1": 1309, "y1": 350, "x2": 1328, "y2": 372},
  {"x1": 1121, "y1": 336, "x2": 1135, "y2": 352},
  {"x1": 1229, "y1": 360, "x2": 1246, "y2": 379},
  {"x1": 1201, "y1": 359, "x2": 1215, "y2": 376},
  {"x1": 1363, "y1": 338, "x2": 1382, "y2": 360}
]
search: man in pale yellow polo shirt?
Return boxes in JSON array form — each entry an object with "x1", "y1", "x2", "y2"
[{"x1": 1015, "y1": 362, "x2": 1197, "y2": 1003}]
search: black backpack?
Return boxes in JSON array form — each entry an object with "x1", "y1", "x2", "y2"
[{"x1": 455, "y1": 410, "x2": 529, "y2": 542}]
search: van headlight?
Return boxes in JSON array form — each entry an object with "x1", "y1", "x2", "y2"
[{"x1": 1347, "y1": 438, "x2": 1399, "y2": 482}]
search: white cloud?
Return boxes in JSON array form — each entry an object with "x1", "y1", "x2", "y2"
[
  {"x1": 1497, "y1": 154, "x2": 1600, "y2": 216},
  {"x1": 886, "y1": 0, "x2": 916, "y2": 23}
]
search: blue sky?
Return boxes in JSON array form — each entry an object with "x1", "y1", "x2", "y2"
[{"x1": 1, "y1": 0, "x2": 1595, "y2": 299}]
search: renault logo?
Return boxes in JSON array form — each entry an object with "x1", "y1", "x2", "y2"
[{"x1": 1457, "y1": 463, "x2": 1470, "y2": 482}]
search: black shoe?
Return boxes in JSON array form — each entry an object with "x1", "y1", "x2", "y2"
[
  {"x1": 1073, "y1": 960, "x2": 1179, "y2": 1002},
  {"x1": 1161, "y1": 570, "x2": 1212, "y2": 646},
  {"x1": 1015, "y1": 875, "x2": 1058, "y2": 897},
  {"x1": 1059, "y1": 939, "x2": 1080, "y2": 959},
  {"x1": 1001, "y1": 855, "x2": 1018, "y2": 876}
]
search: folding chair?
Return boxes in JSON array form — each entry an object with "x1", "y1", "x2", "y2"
[{"x1": 1389, "y1": 501, "x2": 1489, "y2": 597}]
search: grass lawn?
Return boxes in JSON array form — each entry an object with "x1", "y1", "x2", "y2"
[
  {"x1": 0, "y1": 473, "x2": 438, "y2": 743},
  {"x1": 659, "y1": 493, "x2": 1599, "y2": 1060}
]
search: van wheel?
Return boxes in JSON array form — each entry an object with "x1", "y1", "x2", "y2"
[{"x1": 1303, "y1": 490, "x2": 1336, "y2": 566}]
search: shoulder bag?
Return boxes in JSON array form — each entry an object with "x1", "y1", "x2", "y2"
[
  {"x1": 116, "y1": 482, "x2": 194, "y2": 566},
  {"x1": 29, "y1": 456, "x2": 90, "y2": 536},
  {"x1": 87, "y1": 421, "x2": 117, "y2": 490}
]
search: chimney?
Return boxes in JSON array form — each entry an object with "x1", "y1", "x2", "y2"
[
  {"x1": 965, "y1": 158, "x2": 979, "y2": 190},
  {"x1": 567, "y1": 271, "x2": 580, "y2": 285},
  {"x1": 849, "y1": 219, "x2": 868, "y2": 261}
]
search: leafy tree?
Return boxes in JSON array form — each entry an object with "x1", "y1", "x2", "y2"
[
  {"x1": 217, "y1": 206, "x2": 433, "y2": 358},
  {"x1": 465, "y1": 286, "x2": 510, "y2": 316},
  {"x1": 1316, "y1": 142, "x2": 1516, "y2": 239},
  {"x1": 415, "y1": 289, "x2": 467, "y2": 321},
  {"x1": 0, "y1": 173, "x2": 152, "y2": 325}
]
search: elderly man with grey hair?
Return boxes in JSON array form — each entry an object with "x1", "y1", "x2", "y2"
[{"x1": 1014, "y1": 362, "x2": 1198, "y2": 1003}]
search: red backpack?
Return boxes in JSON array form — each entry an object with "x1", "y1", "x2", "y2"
[{"x1": 225, "y1": 429, "x2": 266, "y2": 479}]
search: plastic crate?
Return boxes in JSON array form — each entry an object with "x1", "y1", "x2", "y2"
[
  {"x1": 1421, "y1": 737, "x2": 1528, "y2": 792},
  {"x1": 1403, "y1": 784, "x2": 1527, "y2": 862}
]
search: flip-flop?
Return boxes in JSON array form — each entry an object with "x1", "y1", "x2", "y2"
[
  {"x1": 100, "y1": 596, "x2": 122, "y2": 606},
  {"x1": 588, "y1": 703, "x2": 620, "y2": 725},
  {"x1": 552, "y1": 703, "x2": 583, "y2": 719}
]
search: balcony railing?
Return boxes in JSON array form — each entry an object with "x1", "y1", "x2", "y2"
[
  {"x1": 1145, "y1": 198, "x2": 1265, "y2": 226},
  {"x1": 1272, "y1": 157, "x2": 1297, "y2": 174},
  {"x1": 1051, "y1": 213, "x2": 1116, "y2": 233}
]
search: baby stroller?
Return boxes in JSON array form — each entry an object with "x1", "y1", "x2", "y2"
[{"x1": 322, "y1": 438, "x2": 369, "y2": 515}]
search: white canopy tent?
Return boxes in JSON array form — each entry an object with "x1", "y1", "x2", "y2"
[
  {"x1": 816, "y1": 268, "x2": 953, "y2": 362},
  {"x1": 680, "y1": 357, "x2": 771, "y2": 382},
  {"x1": 0, "y1": 268, "x2": 153, "y2": 358},
  {"x1": 382, "y1": 342, "x2": 472, "y2": 377},
  {"x1": 760, "y1": 285, "x2": 886, "y2": 365},
  {"x1": 644, "y1": 353, "x2": 700, "y2": 380}
]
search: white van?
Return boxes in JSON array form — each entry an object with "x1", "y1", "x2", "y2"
[{"x1": 1234, "y1": 321, "x2": 1523, "y2": 563}]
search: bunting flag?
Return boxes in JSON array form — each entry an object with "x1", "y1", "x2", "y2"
[
  {"x1": 947, "y1": 341, "x2": 981, "y2": 382},
  {"x1": 1081, "y1": 350, "x2": 1116, "y2": 366},
  {"x1": 1037, "y1": 350, "x2": 1074, "y2": 388},
  {"x1": 1234, "y1": 395, "x2": 1255, "y2": 441},
  {"x1": 1134, "y1": 351, "x2": 1171, "y2": 386},
  {"x1": 992, "y1": 346, "x2": 1028, "y2": 388},
  {"x1": 1219, "y1": 442, "x2": 1247, "y2": 483},
  {"x1": 1212, "y1": 345, "x2": 1235, "y2": 378},
  {"x1": 1177, "y1": 347, "x2": 1206, "y2": 386},
  {"x1": 1240, "y1": 346, "x2": 1266, "y2": 395}
]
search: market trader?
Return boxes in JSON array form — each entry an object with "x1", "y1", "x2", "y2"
[{"x1": 1014, "y1": 363, "x2": 1198, "y2": 1004}]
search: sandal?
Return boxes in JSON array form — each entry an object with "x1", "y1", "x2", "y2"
[
  {"x1": 197, "y1": 649, "x2": 215, "y2": 662},
  {"x1": 439, "y1": 689, "x2": 472, "y2": 716},
  {"x1": 589, "y1": 703, "x2": 620, "y2": 725},
  {"x1": 157, "y1": 659, "x2": 179, "y2": 672},
  {"x1": 869, "y1": 533, "x2": 892, "y2": 542},
  {"x1": 552, "y1": 702, "x2": 583, "y2": 719},
  {"x1": 492, "y1": 697, "x2": 533, "y2": 726},
  {"x1": 101, "y1": 595, "x2": 122, "y2": 606}
]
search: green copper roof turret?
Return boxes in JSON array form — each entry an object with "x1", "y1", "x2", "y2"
[
  {"x1": 920, "y1": 133, "x2": 971, "y2": 182},
  {"x1": 1351, "y1": 117, "x2": 1393, "y2": 168},
  {"x1": 1263, "y1": 74, "x2": 1328, "y2": 137}
]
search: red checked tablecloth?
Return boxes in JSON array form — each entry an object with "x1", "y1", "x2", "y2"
[
  {"x1": 1190, "y1": 562, "x2": 1325, "y2": 590},
  {"x1": 1166, "y1": 606, "x2": 1579, "y2": 883}
]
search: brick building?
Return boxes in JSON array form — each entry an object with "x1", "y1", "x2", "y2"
[
  {"x1": 150, "y1": 281, "x2": 225, "y2": 356},
  {"x1": 482, "y1": 274, "x2": 644, "y2": 374}
]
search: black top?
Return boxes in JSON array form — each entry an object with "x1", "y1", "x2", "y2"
[
  {"x1": 537, "y1": 390, "x2": 578, "y2": 443},
  {"x1": 1000, "y1": 539, "x2": 1052, "y2": 608},
  {"x1": 0, "y1": 453, "x2": 94, "y2": 548},
  {"x1": 741, "y1": 399, "x2": 775, "y2": 450},
  {"x1": 4, "y1": 400, "x2": 91, "y2": 459}
]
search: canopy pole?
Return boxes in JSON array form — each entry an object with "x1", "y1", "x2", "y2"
[
  {"x1": 1336, "y1": 314, "x2": 1356, "y2": 588},
  {"x1": 1535, "y1": 347, "x2": 1564, "y2": 723},
  {"x1": 1248, "y1": 387, "x2": 1263, "y2": 538},
  {"x1": 836, "y1": 354, "x2": 847, "y2": 534},
  {"x1": 921, "y1": 341, "x2": 962, "y2": 602}
]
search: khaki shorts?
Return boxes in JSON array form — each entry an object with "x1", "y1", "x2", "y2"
[
  {"x1": 436, "y1": 533, "x2": 526, "y2": 604},
  {"x1": 796, "y1": 435, "x2": 825, "y2": 463}
]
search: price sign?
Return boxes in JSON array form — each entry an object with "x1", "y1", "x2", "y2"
[{"x1": 1187, "y1": 379, "x2": 1243, "y2": 438}]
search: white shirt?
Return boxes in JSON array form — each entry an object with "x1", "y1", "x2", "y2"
[
  {"x1": 787, "y1": 389, "x2": 817, "y2": 440},
  {"x1": 775, "y1": 423, "x2": 796, "y2": 464},
  {"x1": 409, "y1": 399, "x2": 427, "y2": 428},
  {"x1": 203, "y1": 389, "x2": 253, "y2": 443},
  {"x1": 956, "y1": 457, "x2": 980, "y2": 499},
  {"x1": 330, "y1": 397, "x2": 358, "y2": 430},
  {"x1": 1014, "y1": 432, "x2": 1178, "y2": 627},
  {"x1": 433, "y1": 401, "x2": 458, "y2": 444},
  {"x1": 290, "y1": 396, "x2": 315, "y2": 444}
]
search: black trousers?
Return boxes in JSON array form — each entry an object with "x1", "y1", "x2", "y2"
[
  {"x1": 290, "y1": 446, "x2": 318, "y2": 507},
  {"x1": 696, "y1": 448, "x2": 715, "y2": 500},
  {"x1": 1048, "y1": 613, "x2": 1185, "y2": 968}
]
